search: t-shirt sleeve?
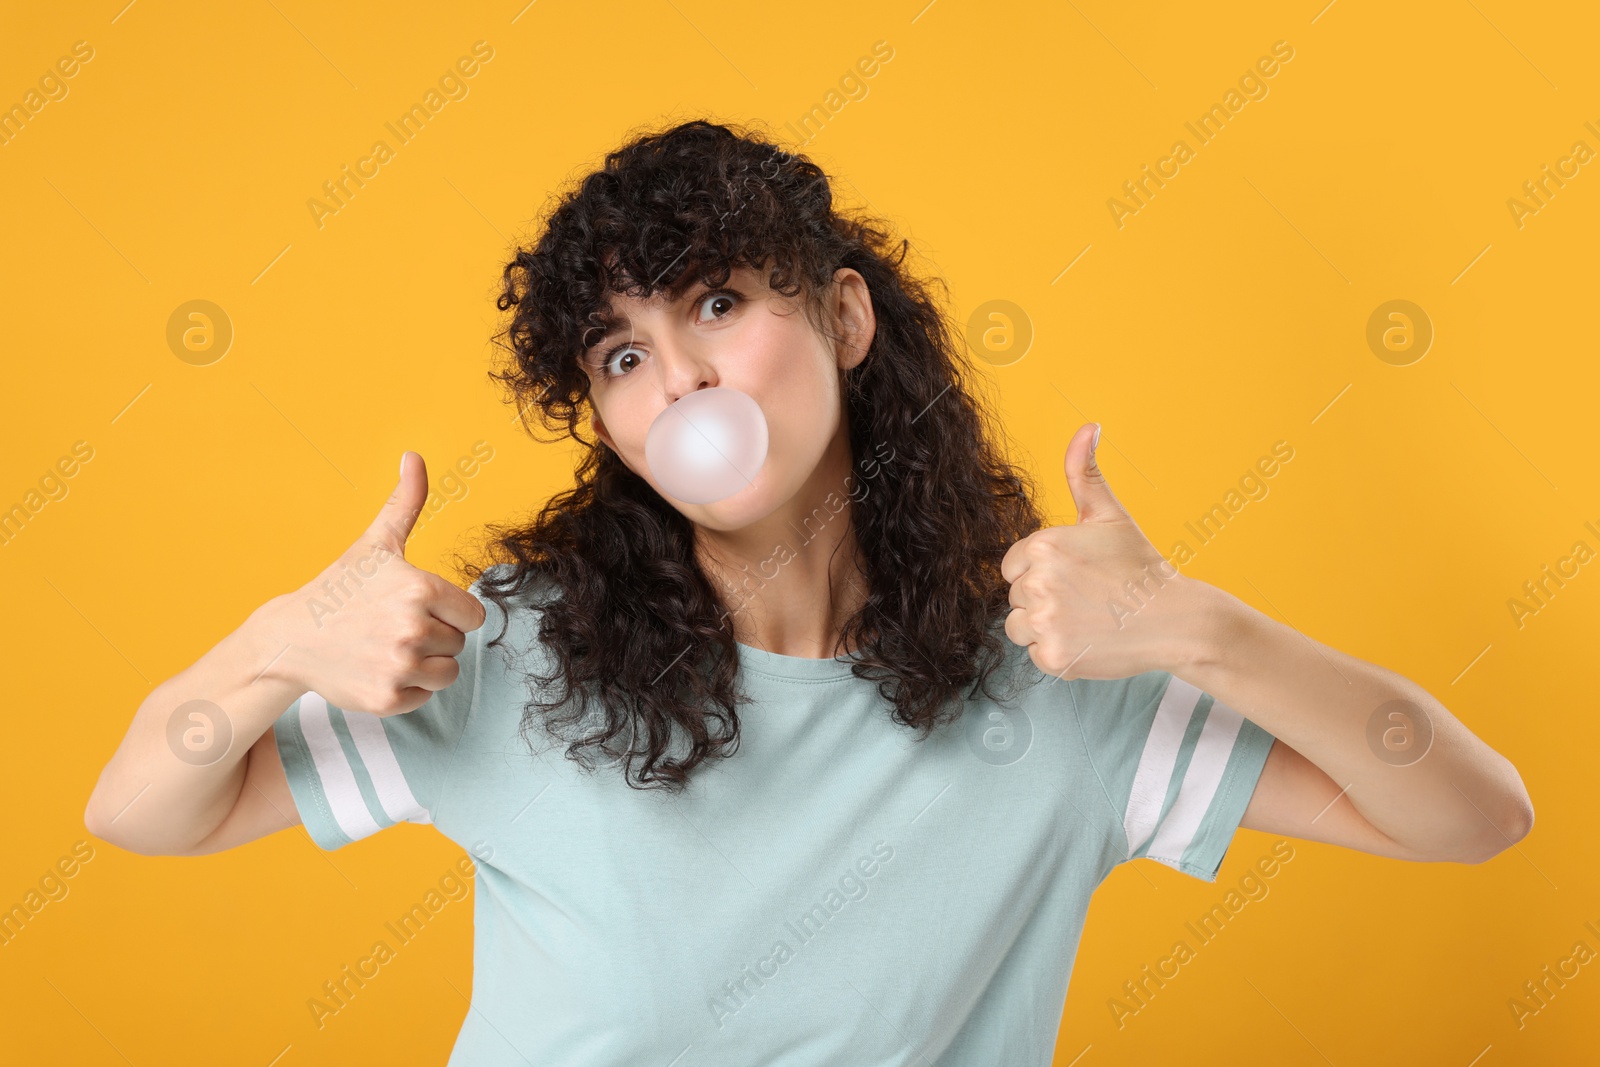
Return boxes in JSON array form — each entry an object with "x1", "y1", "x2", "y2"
[
  {"x1": 1072, "y1": 669, "x2": 1277, "y2": 883},
  {"x1": 271, "y1": 578, "x2": 495, "y2": 851}
]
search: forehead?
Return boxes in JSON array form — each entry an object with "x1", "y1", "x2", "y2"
[{"x1": 582, "y1": 263, "x2": 770, "y2": 347}]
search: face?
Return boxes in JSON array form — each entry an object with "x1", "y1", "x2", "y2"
[{"x1": 581, "y1": 263, "x2": 875, "y2": 533}]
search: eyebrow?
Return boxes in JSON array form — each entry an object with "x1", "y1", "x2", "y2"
[
  {"x1": 582, "y1": 314, "x2": 626, "y2": 352},
  {"x1": 579, "y1": 289, "x2": 682, "y2": 352},
  {"x1": 580, "y1": 271, "x2": 751, "y2": 354}
]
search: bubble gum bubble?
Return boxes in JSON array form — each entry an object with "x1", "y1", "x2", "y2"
[{"x1": 644, "y1": 386, "x2": 769, "y2": 504}]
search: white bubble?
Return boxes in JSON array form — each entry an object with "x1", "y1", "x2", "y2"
[{"x1": 644, "y1": 386, "x2": 769, "y2": 504}]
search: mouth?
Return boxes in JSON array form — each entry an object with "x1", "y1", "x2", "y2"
[{"x1": 644, "y1": 386, "x2": 770, "y2": 505}]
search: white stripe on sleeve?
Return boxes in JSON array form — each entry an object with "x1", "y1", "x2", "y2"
[
  {"x1": 299, "y1": 691, "x2": 384, "y2": 842},
  {"x1": 344, "y1": 710, "x2": 430, "y2": 825},
  {"x1": 1123, "y1": 675, "x2": 1204, "y2": 859},
  {"x1": 1144, "y1": 697, "x2": 1248, "y2": 864}
]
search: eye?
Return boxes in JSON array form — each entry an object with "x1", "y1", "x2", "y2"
[
  {"x1": 695, "y1": 288, "x2": 741, "y2": 323},
  {"x1": 595, "y1": 288, "x2": 742, "y2": 380},
  {"x1": 599, "y1": 340, "x2": 643, "y2": 380}
]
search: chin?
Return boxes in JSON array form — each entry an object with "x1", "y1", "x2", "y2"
[{"x1": 669, "y1": 459, "x2": 796, "y2": 533}]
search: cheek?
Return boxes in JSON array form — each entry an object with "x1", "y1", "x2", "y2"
[
  {"x1": 762, "y1": 362, "x2": 842, "y2": 458},
  {"x1": 599, "y1": 389, "x2": 646, "y2": 441},
  {"x1": 748, "y1": 332, "x2": 837, "y2": 405},
  {"x1": 594, "y1": 397, "x2": 649, "y2": 470}
]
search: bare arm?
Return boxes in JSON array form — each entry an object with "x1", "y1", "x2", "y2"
[
  {"x1": 179, "y1": 729, "x2": 302, "y2": 857},
  {"x1": 1001, "y1": 422, "x2": 1532, "y2": 865},
  {"x1": 83, "y1": 596, "x2": 306, "y2": 856},
  {"x1": 1193, "y1": 585, "x2": 1533, "y2": 863},
  {"x1": 83, "y1": 451, "x2": 486, "y2": 858}
]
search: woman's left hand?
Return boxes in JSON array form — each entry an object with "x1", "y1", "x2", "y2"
[{"x1": 1001, "y1": 423, "x2": 1223, "y2": 682}]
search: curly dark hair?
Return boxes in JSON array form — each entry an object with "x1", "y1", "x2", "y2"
[{"x1": 456, "y1": 117, "x2": 1048, "y2": 792}]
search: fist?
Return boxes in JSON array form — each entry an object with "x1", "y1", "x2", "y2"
[
  {"x1": 1001, "y1": 423, "x2": 1198, "y2": 682},
  {"x1": 272, "y1": 451, "x2": 488, "y2": 715}
]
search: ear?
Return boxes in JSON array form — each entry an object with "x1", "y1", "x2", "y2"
[
  {"x1": 590, "y1": 408, "x2": 618, "y2": 454},
  {"x1": 831, "y1": 268, "x2": 875, "y2": 373}
]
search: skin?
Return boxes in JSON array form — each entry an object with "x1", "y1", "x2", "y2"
[
  {"x1": 586, "y1": 258, "x2": 1534, "y2": 862},
  {"x1": 1004, "y1": 425, "x2": 1534, "y2": 863},
  {"x1": 83, "y1": 255, "x2": 1533, "y2": 871},
  {"x1": 583, "y1": 262, "x2": 877, "y2": 659}
]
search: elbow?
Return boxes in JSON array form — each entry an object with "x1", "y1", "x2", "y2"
[
  {"x1": 82, "y1": 802, "x2": 138, "y2": 855},
  {"x1": 85, "y1": 829, "x2": 192, "y2": 858},
  {"x1": 1456, "y1": 757, "x2": 1535, "y2": 865},
  {"x1": 1464, "y1": 794, "x2": 1535, "y2": 866},
  {"x1": 1512, "y1": 794, "x2": 1535, "y2": 842},
  {"x1": 82, "y1": 795, "x2": 187, "y2": 858},
  {"x1": 82, "y1": 792, "x2": 116, "y2": 849},
  {"x1": 83, "y1": 779, "x2": 136, "y2": 854}
]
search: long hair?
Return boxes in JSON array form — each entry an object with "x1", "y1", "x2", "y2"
[{"x1": 457, "y1": 118, "x2": 1048, "y2": 792}]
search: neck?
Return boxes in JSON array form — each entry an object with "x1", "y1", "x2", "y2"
[{"x1": 694, "y1": 434, "x2": 869, "y2": 660}]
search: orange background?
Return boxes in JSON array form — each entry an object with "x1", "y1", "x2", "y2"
[{"x1": 3, "y1": 1, "x2": 1595, "y2": 1063}]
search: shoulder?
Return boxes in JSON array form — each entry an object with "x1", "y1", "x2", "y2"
[{"x1": 463, "y1": 563, "x2": 561, "y2": 669}]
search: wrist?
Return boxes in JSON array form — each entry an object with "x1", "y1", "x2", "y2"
[
  {"x1": 1165, "y1": 577, "x2": 1251, "y2": 682},
  {"x1": 242, "y1": 593, "x2": 314, "y2": 700}
]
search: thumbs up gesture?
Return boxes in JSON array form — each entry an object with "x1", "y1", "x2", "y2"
[
  {"x1": 272, "y1": 452, "x2": 488, "y2": 716},
  {"x1": 1001, "y1": 424, "x2": 1213, "y2": 682}
]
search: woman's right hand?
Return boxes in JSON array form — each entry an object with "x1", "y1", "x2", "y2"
[{"x1": 263, "y1": 451, "x2": 488, "y2": 716}]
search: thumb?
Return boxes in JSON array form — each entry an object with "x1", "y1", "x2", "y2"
[
  {"x1": 363, "y1": 450, "x2": 429, "y2": 557},
  {"x1": 1064, "y1": 422, "x2": 1128, "y2": 524}
]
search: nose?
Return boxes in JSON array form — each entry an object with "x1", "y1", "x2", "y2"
[{"x1": 657, "y1": 334, "x2": 719, "y2": 405}]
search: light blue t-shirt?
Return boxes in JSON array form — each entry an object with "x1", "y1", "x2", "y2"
[{"x1": 274, "y1": 571, "x2": 1277, "y2": 1065}]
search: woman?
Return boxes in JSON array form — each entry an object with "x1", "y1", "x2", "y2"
[{"x1": 85, "y1": 119, "x2": 1532, "y2": 1065}]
